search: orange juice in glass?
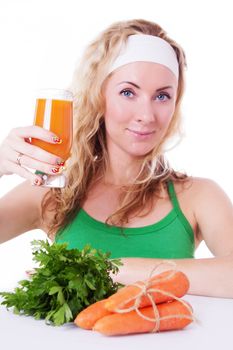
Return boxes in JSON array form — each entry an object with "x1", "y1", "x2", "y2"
[{"x1": 31, "y1": 88, "x2": 73, "y2": 188}]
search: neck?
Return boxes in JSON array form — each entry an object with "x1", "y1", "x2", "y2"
[{"x1": 103, "y1": 151, "x2": 143, "y2": 187}]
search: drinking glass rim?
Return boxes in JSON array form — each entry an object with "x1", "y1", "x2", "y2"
[{"x1": 35, "y1": 88, "x2": 73, "y2": 101}]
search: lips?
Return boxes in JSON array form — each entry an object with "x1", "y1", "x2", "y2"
[{"x1": 127, "y1": 128, "x2": 155, "y2": 136}]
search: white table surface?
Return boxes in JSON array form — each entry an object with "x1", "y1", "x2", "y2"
[{"x1": 1, "y1": 294, "x2": 233, "y2": 350}]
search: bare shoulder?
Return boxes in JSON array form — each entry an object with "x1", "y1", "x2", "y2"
[
  {"x1": 173, "y1": 175, "x2": 232, "y2": 217},
  {"x1": 16, "y1": 179, "x2": 50, "y2": 206},
  {"x1": 15, "y1": 181, "x2": 55, "y2": 231},
  {"x1": 173, "y1": 176, "x2": 231, "y2": 202},
  {"x1": 0, "y1": 179, "x2": 49, "y2": 213},
  {"x1": 173, "y1": 176, "x2": 233, "y2": 256},
  {"x1": 0, "y1": 180, "x2": 51, "y2": 242}
]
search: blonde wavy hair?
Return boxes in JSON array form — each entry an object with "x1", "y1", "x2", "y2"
[{"x1": 42, "y1": 19, "x2": 188, "y2": 238}]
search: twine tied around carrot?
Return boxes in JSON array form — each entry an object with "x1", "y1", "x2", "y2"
[{"x1": 114, "y1": 260, "x2": 198, "y2": 332}]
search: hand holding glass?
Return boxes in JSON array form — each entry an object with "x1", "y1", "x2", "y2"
[{"x1": 31, "y1": 89, "x2": 73, "y2": 188}]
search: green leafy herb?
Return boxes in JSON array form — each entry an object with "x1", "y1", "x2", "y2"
[{"x1": 0, "y1": 240, "x2": 122, "y2": 326}]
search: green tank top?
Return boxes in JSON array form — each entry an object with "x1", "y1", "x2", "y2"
[{"x1": 55, "y1": 181, "x2": 195, "y2": 259}]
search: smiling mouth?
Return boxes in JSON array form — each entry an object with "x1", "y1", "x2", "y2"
[{"x1": 127, "y1": 128, "x2": 155, "y2": 136}]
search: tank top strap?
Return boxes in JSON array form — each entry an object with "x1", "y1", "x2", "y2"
[
  {"x1": 166, "y1": 180, "x2": 195, "y2": 243},
  {"x1": 167, "y1": 180, "x2": 182, "y2": 212}
]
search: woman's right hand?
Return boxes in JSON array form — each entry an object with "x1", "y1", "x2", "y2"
[{"x1": 0, "y1": 126, "x2": 65, "y2": 185}]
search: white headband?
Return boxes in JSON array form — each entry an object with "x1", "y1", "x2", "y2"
[{"x1": 108, "y1": 34, "x2": 179, "y2": 79}]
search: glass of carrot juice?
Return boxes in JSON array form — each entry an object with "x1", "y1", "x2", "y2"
[{"x1": 31, "y1": 88, "x2": 73, "y2": 188}]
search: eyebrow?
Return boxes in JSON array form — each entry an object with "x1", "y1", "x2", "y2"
[{"x1": 117, "y1": 81, "x2": 174, "y2": 91}]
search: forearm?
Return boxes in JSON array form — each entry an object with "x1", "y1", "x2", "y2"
[{"x1": 113, "y1": 255, "x2": 233, "y2": 299}]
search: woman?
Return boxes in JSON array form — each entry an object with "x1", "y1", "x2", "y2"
[{"x1": 0, "y1": 19, "x2": 233, "y2": 298}]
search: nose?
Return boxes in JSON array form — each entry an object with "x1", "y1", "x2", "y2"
[{"x1": 135, "y1": 99, "x2": 155, "y2": 123}]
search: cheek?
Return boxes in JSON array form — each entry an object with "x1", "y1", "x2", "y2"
[
  {"x1": 156, "y1": 104, "x2": 175, "y2": 129},
  {"x1": 104, "y1": 97, "x2": 132, "y2": 123}
]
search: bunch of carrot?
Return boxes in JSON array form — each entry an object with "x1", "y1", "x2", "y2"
[{"x1": 74, "y1": 267, "x2": 195, "y2": 336}]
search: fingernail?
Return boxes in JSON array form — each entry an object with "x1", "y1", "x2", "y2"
[
  {"x1": 51, "y1": 167, "x2": 60, "y2": 173},
  {"x1": 58, "y1": 166, "x2": 67, "y2": 173},
  {"x1": 56, "y1": 161, "x2": 65, "y2": 166},
  {"x1": 52, "y1": 136, "x2": 62, "y2": 144},
  {"x1": 33, "y1": 178, "x2": 42, "y2": 186}
]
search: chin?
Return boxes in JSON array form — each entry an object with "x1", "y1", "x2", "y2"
[{"x1": 128, "y1": 148, "x2": 155, "y2": 158}]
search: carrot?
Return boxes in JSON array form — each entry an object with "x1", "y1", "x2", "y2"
[
  {"x1": 93, "y1": 299, "x2": 194, "y2": 336},
  {"x1": 74, "y1": 299, "x2": 113, "y2": 330},
  {"x1": 104, "y1": 270, "x2": 190, "y2": 312}
]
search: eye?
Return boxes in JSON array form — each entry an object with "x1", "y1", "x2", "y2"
[
  {"x1": 156, "y1": 93, "x2": 171, "y2": 101},
  {"x1": 120, "y1": 89, "x2": 134, "y2": 98}
]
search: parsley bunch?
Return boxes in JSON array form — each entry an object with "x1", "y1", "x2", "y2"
[{"x1": 0, "y1": 240, "x2": 122, "y2": 326}]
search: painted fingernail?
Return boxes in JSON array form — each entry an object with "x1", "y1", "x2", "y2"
[
  {"x1": 58, "y1": 166, "x2": 67, "y2": 173},
  {"x1": 51, "y1": 167, "x2": 60, "y2": 173},
  {"x1": 56, "y1": 161, "x2": 65, "y2": 166},
  {"x1": 33, "y1": 178, "x2": 42, "y2": 186},
  {"x1": 52, "y1": 136, "x2": 62, "y2": 144}
]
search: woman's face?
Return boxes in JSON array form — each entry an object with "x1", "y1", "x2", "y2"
[{"x1": 103, "y1": 61, "x2": 178, "y2": 159}]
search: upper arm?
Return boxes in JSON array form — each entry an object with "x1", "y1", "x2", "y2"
[
  {"x1": 0, "y1": 180, "x2": 50, "y2": 244},
  {"x1": 192, "y1": 178, "x2": 233, "y2": 257}
]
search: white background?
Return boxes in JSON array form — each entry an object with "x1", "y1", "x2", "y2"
[{"x1": 0, "y1": 0, "x2": 232, "y2": 289}]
